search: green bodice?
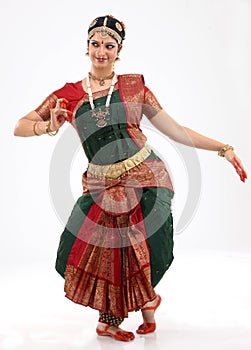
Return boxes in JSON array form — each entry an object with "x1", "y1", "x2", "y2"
[{"x1": 75, "y1": 90, "x2": 141, "y2": 165}]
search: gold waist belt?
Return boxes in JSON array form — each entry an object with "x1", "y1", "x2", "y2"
[{"x1": 87, "y1": 144, "x2": 151, "y2": 179}]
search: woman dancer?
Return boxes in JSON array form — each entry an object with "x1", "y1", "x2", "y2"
[{"x1": 14, "y1": 15, "x2": 247, "y2": 342}]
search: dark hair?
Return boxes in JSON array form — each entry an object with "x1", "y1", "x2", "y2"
[{"x1": 88, "y1": 15, "x2": 126, "y2": 44}]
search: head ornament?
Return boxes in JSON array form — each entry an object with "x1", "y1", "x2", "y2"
[{"x1": 88, "y1": 15, "x2": 125, "y2": 44}]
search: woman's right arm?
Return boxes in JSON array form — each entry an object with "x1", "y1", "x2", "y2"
[
  {"x1": 14, "y1": 111, "x2": 50, "y2": 137},
  {"x1": 14, "y1": 98, "x2": 69, "y2": 137}
]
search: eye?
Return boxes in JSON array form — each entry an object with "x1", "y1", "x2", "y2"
[
  {"x1": 106, "y1": 44, "x2": 116, "y2": 49},
  {"x1": 90, "y1": 41, "x2": 99, "y2": 47}
]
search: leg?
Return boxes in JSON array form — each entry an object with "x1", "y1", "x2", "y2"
[
  {"x1": 96, "y1": 312, "x2": 135, "y2": 342},
  {"x1": 136, "y1": 294, "x2": 162, "y2": 334}
]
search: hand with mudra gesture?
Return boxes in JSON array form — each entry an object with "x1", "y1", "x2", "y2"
[
  {"x1": 220, "y1": 147, "x2": 247, "y2": 182},
  {"x1": 47, "y1": 98, "x2": 73, "y2": 135}
]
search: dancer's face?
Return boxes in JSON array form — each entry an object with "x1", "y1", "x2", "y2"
[{"x1": 88, "y1": 32, "x2": 119, "y2": 69}]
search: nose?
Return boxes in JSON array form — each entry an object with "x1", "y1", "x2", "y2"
[{"x1": 97, "y1": 44, "x2": 106, "y2": 57}]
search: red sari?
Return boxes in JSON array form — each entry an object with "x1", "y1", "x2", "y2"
[{"x1": 35, "y1": 74, "x2": 174, "y2": 318}]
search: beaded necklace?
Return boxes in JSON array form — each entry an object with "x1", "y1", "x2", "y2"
[{"x1": 86, "y1": 73, "x2": 117, "y2": 128}]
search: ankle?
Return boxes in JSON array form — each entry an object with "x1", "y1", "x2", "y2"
[
  {"x1": 97, "y1": 322, "x2": 111, "y2": 330},
  {"x1": 144, "y1": 295, "x2": 158, "y2": 307}
]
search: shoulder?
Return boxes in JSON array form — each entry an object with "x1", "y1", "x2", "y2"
[
  {"x1": 118, "y1": 73, "x2": 144, "y2": 80},
  {"x1": 118, "y1": 74, "x2": 145, "y2": 85},
  {"x1": 53, "y1": 80, "x2": 84, "y2": 100}
]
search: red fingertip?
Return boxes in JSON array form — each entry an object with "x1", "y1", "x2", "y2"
[{"x1": 61, "y1": 98, "x2": 69, "y2": 109}]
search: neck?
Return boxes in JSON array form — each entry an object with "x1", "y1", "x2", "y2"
[{"x1": 90, "y1": 67, "x2": 114, "y2": 78}]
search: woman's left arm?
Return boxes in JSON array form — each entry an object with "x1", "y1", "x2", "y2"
[{"x1": 149, "y1": 109, "x2": 247, "y2": 182}]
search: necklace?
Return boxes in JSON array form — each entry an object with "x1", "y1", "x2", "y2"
[
  {"x1": 88, "y1": 71, "x2": 115, "y2": 86},
  {"x1": 86, "y1": 73, "x2": 117, "y2": 128}
]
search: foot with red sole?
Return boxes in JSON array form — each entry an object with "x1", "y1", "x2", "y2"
[
  {"x1": 96, "y1": 323, "x2": 135, "y2": 341},
  {"x1": 136, "y1": 294, "x2": 162, "y2": 335}
]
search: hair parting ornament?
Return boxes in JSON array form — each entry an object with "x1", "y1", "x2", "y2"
[{"x1": 88, "y1": 15, "x2": 126, "y2": 44}]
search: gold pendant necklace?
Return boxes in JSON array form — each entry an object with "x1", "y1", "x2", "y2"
[
  {"x1": 86, "y1": 73, "x2": 118, "y2": 127},
  {"x1": 92, "y1": 107, "x2": 110, "y2": 127},
  {"x1": 88, "y1": 71, "x2": 115, "y2": 86}
]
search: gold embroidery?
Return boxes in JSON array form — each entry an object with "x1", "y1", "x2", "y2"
[
  {"x1": 143, "y1": 89, "x2": 162, "y2": 119},
  {"x1": 62, "y1": 77, "x2": 173, "y2": 318},
  {"x1": 64, "y1": 231, "x2": 156, "y2": 318},
  {"x1": 87, "y1": 144, "x2": 151, "y2": 179},
  {"x1": 64, "y1": 159, "x2": 173, "y2": 317},
  {"x1": 118, "y1": 75, "x2": 147, "y2": 147},
  {"x1": 83, "y1": 160, "x2": 173, "y2": 196},
  {"x1": 118, "y1": 75, "x2": 145, "y2": 125},
  {"x1": 35, "y1": 94, "x2": 57, "y2": 121}
]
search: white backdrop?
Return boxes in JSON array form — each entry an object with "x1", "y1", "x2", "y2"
[{"x1": 1, "y1": 0, "x2": 251, "y2": 270}]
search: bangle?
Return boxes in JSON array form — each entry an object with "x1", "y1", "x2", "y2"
[
  {"x1": 45, "y1": 121, "x2": 59, "y2": 136},
  {"x1": 218, "y1": 144, "x2": 234, "y2": 157},
  {"x1": 33, "y1": 121, "x2": 40, "y2": 136}
]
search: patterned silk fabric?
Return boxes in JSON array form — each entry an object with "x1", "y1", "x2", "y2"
[{"x1": 36, "y1": 75, "x2": 175, "y2": 319}]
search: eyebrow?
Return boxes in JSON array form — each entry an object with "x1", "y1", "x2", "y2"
[{"x1": 90, "y1": 39, "x2": 117, "y2": 45}]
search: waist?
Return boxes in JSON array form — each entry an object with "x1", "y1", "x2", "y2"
[{"x1": 87, "y1": 144, "x2": 151, "y2": 179}]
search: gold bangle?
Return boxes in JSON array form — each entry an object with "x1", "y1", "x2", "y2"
[
  {"x1": 218, "y1": 144, "x2": 234, "y2": 157},
  {"x1": 45, "y1": 121, "x2": 59, "y2": 136},
  {"x1": 33, "y1": 121, "x2": 40, "y2": 136}
]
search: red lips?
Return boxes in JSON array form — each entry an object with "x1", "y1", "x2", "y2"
[{"x1": 96, "y1": 57, "x2": 107, "y2": 62}]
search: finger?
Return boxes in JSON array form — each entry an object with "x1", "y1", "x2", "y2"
[
  {"x1": 232, "y1": 160, "x2": 247, "y2": 182},
  {"x1": 55, "y1": 99, "x2": 62, "y2": 109},
  {"x1": 240, "y1": 173, "x2": 246, "y2": 182},
  {"x1": 65, "y1": 110, "x2": 73, "y2": 123},
  {"x1": 234, "y1": 164, "x2": 243, "y2": 176},
  {"x1": 241, "y1": 169, "x2": 247, "y2": 181},
  {"x1": 233, "y1": 161, "x2": 246, "y2": 176},
  {"x1": 59, "y1": 108, "x2": 70, "y2": 118},
  {"x1": 56, "y1": 98, "x2": 69, "y2": 109},
  {"x1": 61, "y1": 98, "x2": 69, "y2": 109}
]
